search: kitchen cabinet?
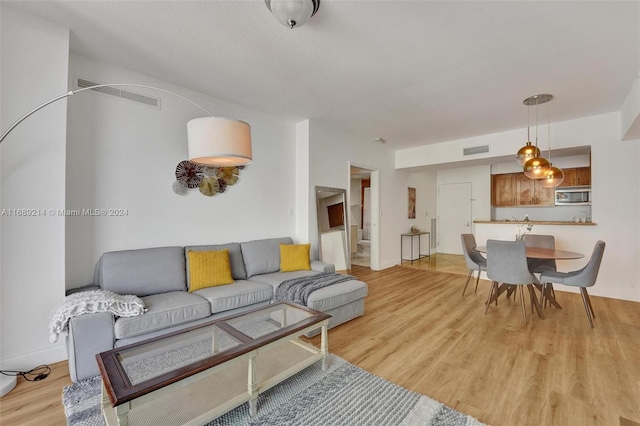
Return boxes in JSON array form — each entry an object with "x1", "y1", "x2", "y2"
[
  {"x1": 492, "y1": 173, "x2": 517, "y2": 206},
  {"x1": 558, "y1": 167, "x2": 590, "y2": 187},
  {"x1": 575, "y1": 167, "x2": 590, "y2": 185},
  {"x1": 492, "y1": 172, "x2": 555, "y2": 206},
  {"x1": 516, "y1": 174, "x2": 554, "y2": 206}
]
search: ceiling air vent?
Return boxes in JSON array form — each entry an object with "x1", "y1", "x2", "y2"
[
  {"x1": 463, "y1": 145, "x2": 490, "y2": 156},
  {"x1": 76, "y1": 78, "x2": 160, "y2": 108}
]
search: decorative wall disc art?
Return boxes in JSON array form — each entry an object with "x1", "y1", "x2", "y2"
[
  {"x1": 216, "y1": 167, "x2": 239, "y2": 185},
  {"x1": 173, "y1": 161, "x2": 245, "y2": 197},
  {"x1": 175, "y1": 160, "x2": 204, "y2": 188},
  {"x1": 172, "y1": 180, "x2": 188, "y2": 195},
  {"x1": 199, "y1": 176, "x2": 220, "y2": 196}
]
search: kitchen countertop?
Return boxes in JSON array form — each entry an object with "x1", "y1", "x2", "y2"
[{"x1": 474, "y1": 220, "x2": 596, "y2": 226}]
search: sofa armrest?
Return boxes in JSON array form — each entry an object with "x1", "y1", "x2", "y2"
[
  {"x1": 66, "y1": 312, "x2": 115, "y2": 382},
  {"x1": 311, "y1": 260, "x2": 335, "y2": 273}
]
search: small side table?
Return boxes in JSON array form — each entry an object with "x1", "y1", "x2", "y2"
[{"x1": 401, "y1": 232, "x2": 430, "y2": 264}]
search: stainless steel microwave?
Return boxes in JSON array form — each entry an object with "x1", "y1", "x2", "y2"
[{"x1": 555, "y1": 187, "x2": 591, "y2": 205}]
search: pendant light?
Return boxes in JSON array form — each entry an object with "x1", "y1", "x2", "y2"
[
  {"x1": 540, "y1": 100, "x2": 564, "y2": 187},
  {"x1": 515, "y1": 102, "x2": 540, "y2": 165},
  {"x1": 523, "y1": 94, "x2": 552, "y2": 179}
]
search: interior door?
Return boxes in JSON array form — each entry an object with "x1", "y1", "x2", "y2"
[{"x1": 438, "y1": 183, "x2": 472, "y2": 254}]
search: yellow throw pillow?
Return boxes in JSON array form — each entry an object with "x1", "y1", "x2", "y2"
[
  {"x1": 188, "y1": 249, "x2": 234, "y2": 292},
  {"x1": 280, "y1": 243, "x2": 311, "y2": 272}
]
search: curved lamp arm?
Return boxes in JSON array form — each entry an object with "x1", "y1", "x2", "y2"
[{"x1": 0, "y1": 83, "x2": 252, "y2": 167}]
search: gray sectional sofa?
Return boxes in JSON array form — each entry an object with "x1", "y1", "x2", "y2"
[{"x1": 66, "y1": 237, "x2": 368, "y2": 382}]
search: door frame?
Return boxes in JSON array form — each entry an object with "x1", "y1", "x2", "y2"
[{"x1": 348, "y1": 162, "x2": 380, "y2": 271}]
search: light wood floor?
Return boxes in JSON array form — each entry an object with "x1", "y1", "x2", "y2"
[{"x1": 2, "y1": 264, "x2": 640, "y2": 426}]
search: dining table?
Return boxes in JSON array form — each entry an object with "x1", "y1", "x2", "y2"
[{"x1": 474, "y1": 245, "x2": 584, "y2": 314}]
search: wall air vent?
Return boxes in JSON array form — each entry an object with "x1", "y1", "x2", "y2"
[
  {"x1": 76, "y1": 78, "x2": 160, "y2": 108},
  {"x1": 463, "y1": 145, "x2": 490, "y2": 156}
]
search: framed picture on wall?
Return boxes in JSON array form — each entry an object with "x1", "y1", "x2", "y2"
[{"x1": 408, "y1": 187, "x2": 416, "y2": 219}]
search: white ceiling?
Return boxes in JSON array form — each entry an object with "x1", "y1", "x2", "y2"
[{"x1": 5, "y1": 0, "x2": 639, "y2": 150}]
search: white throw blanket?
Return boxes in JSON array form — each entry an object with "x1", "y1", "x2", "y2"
[{"x1": 48, "y1": 290, "x2": 147, "y2": 343}]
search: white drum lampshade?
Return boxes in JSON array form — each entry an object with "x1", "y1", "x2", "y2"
[{"x1": 187, "y1": 117, "x2": 252, "y2": 167}]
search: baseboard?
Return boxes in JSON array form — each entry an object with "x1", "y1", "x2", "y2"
[{"x1": 1, "y1": 342, "x2": 67, "y2": 371}]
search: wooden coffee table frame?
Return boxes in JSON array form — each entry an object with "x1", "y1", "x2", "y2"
[{"x1": 96, "y1": 301, "x2": 331, "y2": 426}]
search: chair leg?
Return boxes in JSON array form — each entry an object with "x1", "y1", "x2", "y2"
[
  {"x1": 583, "y1": 288, "x2": 595, "y2": 319},
  {"x1": 462, "y1": 270, "x2": 473, "y2": 297},
  {"x1": 519, "y1": 286, "x2": 528, "y2": 324},
  {"x1": 485, "y1": 281, "x2": 497, "y2": 315},
  {"x1": 540, "y1": 283, "x2": 547, "y2": 308},
  {"x1": 474, "y1": 270, "x2": 480, "y2": 293},
  {"x1": 530, "y1": 286, "x2": 535, "y2": 314},
  {"x1": 579, "y1": 288, "x2": 595, "y2": 328}
]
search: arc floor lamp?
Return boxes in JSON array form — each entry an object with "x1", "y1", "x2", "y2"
[{"x1": 0, "y1": 83, "x2": 252, "y2": 167}]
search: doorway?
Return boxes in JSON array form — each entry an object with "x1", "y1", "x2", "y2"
[
  {"x1": 349, "y1": 164, "x2": 379, "y2": 270},
  {"x1": 437, "y1": 183, "x2": 472, "y2": 255}
]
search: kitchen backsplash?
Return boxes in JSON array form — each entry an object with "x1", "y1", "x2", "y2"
[{"x1": 493, "y1": 205, "x2": 592, "y2": 222}]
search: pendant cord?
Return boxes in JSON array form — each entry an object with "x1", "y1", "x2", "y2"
[
  {"x1": 547, "y1": 102, "x2": 552, "y2": 162},
  {"x1": 534, "y1": 96, "x2": 539, "y2": 149},
  {"x1": 527, "y1": 103, "x2": 530, "y2": 142}
]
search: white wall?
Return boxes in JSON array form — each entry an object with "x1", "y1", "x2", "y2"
[
  {"x1": 1, "y1": 6, "x2": 69, "y2": 369},
  {"x1": 301, "y1": 120, "x2": 411, "y2": 270},
  {"x1": 407, "y1": 169, "x2": 438, "y2": 253},
  {"x1": 397, "y1": 113, "x2": 640, "y2": 302},
  {"x1": 65, "y1": 53, "x2": 297, "y2": 287}
]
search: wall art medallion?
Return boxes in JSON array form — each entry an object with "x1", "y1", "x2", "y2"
[
  {"x1": 173, "y1": 161, "x2": 245, "y2": 197},
  {"x1": 175, "y1": 160, "x2": 204, "y2": 188},
  {"x1": 199, "y1": 176, "x2": 220, "y2": 197}
]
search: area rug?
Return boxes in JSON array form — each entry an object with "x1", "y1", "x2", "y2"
[{"x1": 63, "y1": 354, "x2": 485, "y2": 426}]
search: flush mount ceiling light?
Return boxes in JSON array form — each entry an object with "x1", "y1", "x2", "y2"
[
  {"x1": 265, "y1": 0, "x2": 320, "y2": 29},
  {"x1": 523, "y1": 94, "x2": 552, "y2": 179}
]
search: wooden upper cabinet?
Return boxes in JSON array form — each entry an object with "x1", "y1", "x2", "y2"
[
  {"x1": 516, "y1": 174, "x2": 536, "y2": 205},
  {"x1": 492, "y1": 173, "x2": 517, "y2": 206},
  {"x1": 492, "y1": 172, "x2": 556, "y2": 206},
  {"x1": 575, "y1": 167, "x2": 590, "y2": 186},
  {"x1": 558, "y1": 167, "x2": 590, "y2": 187},
  {"x1": 534, "y1": 181, "x2": 555, "y2": 206}
]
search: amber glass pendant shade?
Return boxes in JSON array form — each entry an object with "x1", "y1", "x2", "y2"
[
  {"x1": 540, "y1": 164, "x2": 564, "y2": 187},
  {"x1": 523, "y1": 156, "x2": 550, "y2": 179},
  {"x1": 516, "y1": 142, "x2": 541, "y2": 166}
]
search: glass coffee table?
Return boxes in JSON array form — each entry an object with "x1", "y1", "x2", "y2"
[{"x1": 96, "y1": 301, "x2": 331, "y2": 425}]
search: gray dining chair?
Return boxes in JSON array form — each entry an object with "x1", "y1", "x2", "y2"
[
  {"x1": 461, "y1": 234, "x2": 487, "y2": 297},
  {"x1": 486, "y1": 240, "x2": 542, "y2": 324},
  {"x1": 539, "y1": 241, "x2": 606, "y2": 328},
  {"x1": 523, "y1": 234, "x2": 557, "y2": 273},
  {"x1": 523, "y1": 234, "x2": 557, "y2": 308}
]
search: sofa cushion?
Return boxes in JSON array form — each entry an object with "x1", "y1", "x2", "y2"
[
  {"x1": 187, "y1": 249, "x2": 234, "y2": 291},
  {"x1": 280, "y1": 244, "x2": 311, "y2": 272},
  {"x1": 248, "y1": 270, "x2": 319, "y2": 290},
  {"x1": 184, "y1": 243, "x2": 247, "y2": 281},
  {"x1": 114, "y1": 291, "x2": 210, "y2": 339},
  {"x1": 241, "y1": 237, "x2": 293, "y2": 278},
  {"x1": 194, "y1": 280, "x2": 273, "y2": 314},
  {"x1": 99, "y1": 247, "x2": 186, "y2": 296},
  {"x1": 306, "y1": 279, "x2": 369, "y2": 311}
]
